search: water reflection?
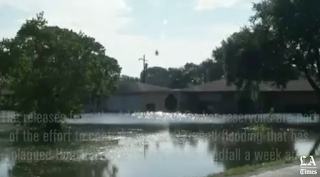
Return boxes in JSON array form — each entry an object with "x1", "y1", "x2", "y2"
[
  {"x1": 8, "y1": 160, "x2": 118, "y2": 177},
  {"x1": 0, "y1": 116, "x2": 318, "y2": 177},
  {"x1": 168, "y1": 128, "x2": 298, "y2": 169},
  {"x1": 2, "y1": 111, "x2": 318, "y2": 124},
  {"x1": 211, "y1": 130, "x2": 296, "y2": 169}
]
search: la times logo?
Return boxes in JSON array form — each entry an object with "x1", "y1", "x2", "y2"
[{"x1": 300, "y1": 156, "x2": 317, "y2": 175}]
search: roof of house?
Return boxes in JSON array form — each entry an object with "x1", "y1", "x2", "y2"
[
  {"x1": 0, "y1": 82, "x2": 172, "y2": 95},
  {"x1": 182, "y1": 79, "x2": 314, "y2": 92},
  {"x1": 1, "y1": 79, "x2": 315, "y2": 95},
  {"x1": 265, "y1": 79, "x2": 314, "y2": 91},
  {"x1": 114, "y1": 81, "x2": 171, "y2": 94}
]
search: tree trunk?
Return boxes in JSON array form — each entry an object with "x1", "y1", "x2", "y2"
[
  {"x1": 309, "y1": 135, "x2": 320, "y2": 156},
  {"x1": 308, "y1": 99, "x2": 320, "y2": 156}
]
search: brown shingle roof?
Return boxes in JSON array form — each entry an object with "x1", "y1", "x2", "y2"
[
  {"x1": 265, "y1": 80, "x2": 314, "y2": 91},
  {"x1": 183, "y1": 79, "x2": 314, "y2": 92},
  {"x1": 1, "y1": 82, "x2": 172, "y2": 95},
  {"x1": 114, "y1": 81, "x2": 171, "y2": 94}
]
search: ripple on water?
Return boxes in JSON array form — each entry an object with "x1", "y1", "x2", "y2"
[{"x1": 0, "y1": 113, "x2": 319, "y2": 177}]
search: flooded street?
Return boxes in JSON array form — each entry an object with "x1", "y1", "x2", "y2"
[{"x1": 0, "y1": 112, "x2": 318, "y2": 177}]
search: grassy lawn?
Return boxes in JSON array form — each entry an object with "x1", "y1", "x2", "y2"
[{"x1": 206, "y1": 156, "x2": 319, "y2": 177}]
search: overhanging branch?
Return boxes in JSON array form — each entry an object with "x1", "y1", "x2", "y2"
[{"x1": 304, "y1": 67, "x2": 320, "y2": 93}]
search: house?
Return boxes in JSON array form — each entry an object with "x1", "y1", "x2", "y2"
[
  {"x1": 105, "y1": 81, "x2": 177, "y2": 112},
  {"x1": 2, "y1": 83, "x2": 179, "y2": 113},
  {"x1": 178, "y1": 79, "x2": 318, "y2": 114},
  {"x1": 2, "y1": 79, "x2": 318, "y2": 114},
  {"x1": 259, "y1": 80, "x2": 317, "y2": 113}
]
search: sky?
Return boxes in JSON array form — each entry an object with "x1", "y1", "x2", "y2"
[{"x1": 0, "y1": 0, "x2": 258, "y2": 77}]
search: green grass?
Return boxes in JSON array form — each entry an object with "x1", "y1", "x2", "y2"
[{"x1": 206, "y1": 156, "x2": 319, "y2": 177}]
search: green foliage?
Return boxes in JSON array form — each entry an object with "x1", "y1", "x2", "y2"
[
  {"x1": 251, "y1": 0, "x2": 320, "y2": 90},
  {"x1": 120, "y1": 75, "x2": 139, "y2": 82},
  {"x1": 138, "y1": 59, "x2": 224, "y2": 88},
  {"x1": 0, "y1": 12, "x2": 121, "y2": 130},
  {"x1": 213, "y1": 0, "x2": 320, "y2": 90},
  {"x1": 211, "y1": 0, "x2": 320, "y2": 115}
]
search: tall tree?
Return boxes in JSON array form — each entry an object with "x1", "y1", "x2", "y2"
[
  {"x1": 167, "y1": 67, "x2": 188, "y2": 89},
  {"x1": 143, "y1": 67, "x2": 169, "y2": 87},
  {"x1": 182, "y1": 63, "x2": 202, "y2": 85},
  {"x1": 251, "y1": 0, "x2": 320, "y2": 157},
  {"x1": 138, "y1": 61, "x2": 224, "y2": 89},
  {"x1": 214, "y1": 0, "x2": 320, "y2": 155},
  {"x1": 120, "y1": 75, "x2": 140, "y2": 82},
  {"x1": 199, "y1": 59, "x2": 224, "y2": 82},
  {"x1": 250, "y1": 0, "x2": 317, "y2": 88},
  {"x1": 0, "y1": 12, "x2": 121, "y2": 131}
]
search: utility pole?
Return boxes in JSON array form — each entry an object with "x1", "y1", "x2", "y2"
[
  {"x1": 139, "y1": 55, "x2": 148, "y2": 83},
  {"x1": 138, "y1": 51, "x2": 158, "y2": 83}
]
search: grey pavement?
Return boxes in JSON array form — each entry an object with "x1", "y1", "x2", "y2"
[{"x1": 249, "y1": 161, "x2": 320, "y2": 177}]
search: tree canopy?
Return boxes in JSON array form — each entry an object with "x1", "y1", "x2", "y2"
[
  {"x1": 213, "y1": 0, "x2": 319, "y2": 91},
  {"x1": 138, "y1": 59, "x2": 224, "y2": 89},
  {"x1": 211, "y1": 0, "x2": 320, "y2": 155},
  {"x1": 119, "y1": 75, "x2": 140, "y2": 82},
  {"x1": 0, "y1": 12, "x2": 121, "y2": 131}
]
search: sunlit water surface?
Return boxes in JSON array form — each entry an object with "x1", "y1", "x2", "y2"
[{"x1": 0, "y1": 112, "x2": 318, "y2": 177}]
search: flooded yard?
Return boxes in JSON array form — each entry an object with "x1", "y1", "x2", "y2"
[{"x1": 0, "y1": 112, "x2": 318, "y2": 177}]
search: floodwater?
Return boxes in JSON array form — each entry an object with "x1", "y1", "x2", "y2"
[{"x1": 0, "y1": 112, "x2": 319, "y2": 177}]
